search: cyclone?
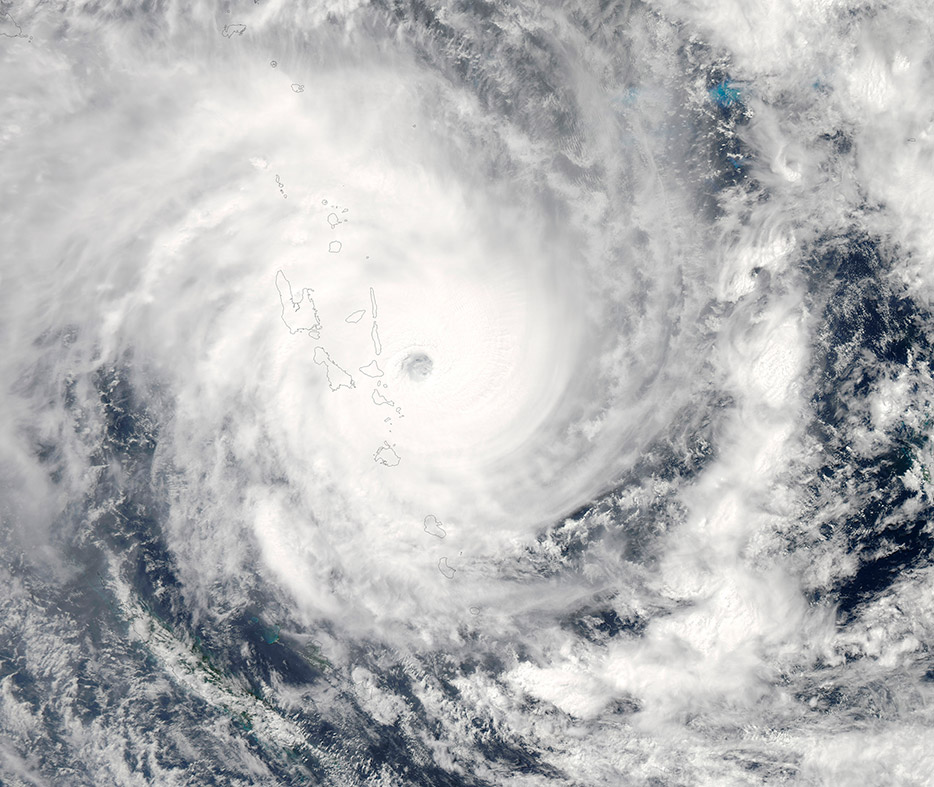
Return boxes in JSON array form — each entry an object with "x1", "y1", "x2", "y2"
[{"x1": 4, "y1": 22, "x2": 704, "y2": 635}]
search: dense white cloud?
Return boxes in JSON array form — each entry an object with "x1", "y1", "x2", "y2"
[{"x1": 3, "y1": 0, "x2": 934, "y2": 784}]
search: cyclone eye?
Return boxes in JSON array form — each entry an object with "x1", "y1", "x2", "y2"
[{"x1": 403, "y1": 353, "x2": 433, "y2": 381}]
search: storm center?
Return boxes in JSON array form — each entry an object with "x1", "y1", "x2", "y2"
[{"x1": 403, "y1": 353, "x2": 434, "y2": 381}]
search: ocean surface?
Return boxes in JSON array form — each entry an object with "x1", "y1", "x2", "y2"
[{"x1": 2, "y1": 1, "x2": 934, "y2": 784}]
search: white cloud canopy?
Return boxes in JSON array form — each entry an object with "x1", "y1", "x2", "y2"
[{"x1": 3, "y1": 0, "x2": 934, "y2": 784}]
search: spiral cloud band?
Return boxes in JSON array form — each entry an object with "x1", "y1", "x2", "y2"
[{"x1": 10, "y1": 26, "x2": 701, "y2": 635}]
